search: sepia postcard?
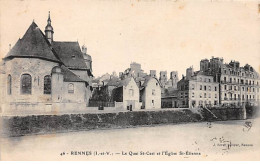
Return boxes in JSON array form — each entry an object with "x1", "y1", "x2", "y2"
[{"x1": 0, "y1": 0, "x2": 260, "y2": 161}]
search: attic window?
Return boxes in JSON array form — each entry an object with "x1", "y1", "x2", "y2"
[{"x1": 71, "y1": 55, "x2": 76, "y2": 59}]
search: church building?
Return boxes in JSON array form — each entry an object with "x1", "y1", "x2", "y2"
[{"x1": 0, "y1": 12, "x2": 93, "y2": 115}]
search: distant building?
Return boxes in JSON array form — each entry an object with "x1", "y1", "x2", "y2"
[
  {"x1": 120, "y1": 62, "x2": 147, "y2": 80},
  {"x1": 0, "y1": 13, "x2": 93, "y2": 115},
  {"x1": 159, "y1": 71, "x2": 168, "y2": 88},
  {"x1": 161, "y1": 88, "x2": 178, "y2": 108},
  {"x1": 150, "y1": 70, "x2": 157, "y2": 78},
  {"x1": 159, "y1": 70, "x2": 179, "y2": 89}
]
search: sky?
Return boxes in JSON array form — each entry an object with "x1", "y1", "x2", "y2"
[{"x1": 0, "y1": 0, "x2": 259, "y2": 78}]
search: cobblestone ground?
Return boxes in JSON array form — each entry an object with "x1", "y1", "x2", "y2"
[{"x1": 1, "y1": 118, "x2": 260, "y2": 161}]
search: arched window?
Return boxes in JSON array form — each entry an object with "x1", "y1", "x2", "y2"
[
  {"x1": 7, "y1": 74, "x2": 12, "y2": 95},
  {"x1": 44, "y1": 75, "x2": 51, "y2": 94},
  {"x1": 21, "y1": 74, "x2": 32, "y2": 94},
  {"x1": 68, "y1": 83, "x2": 74, "y2": 93}
]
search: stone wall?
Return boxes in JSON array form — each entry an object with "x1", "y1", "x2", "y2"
[
  {"x1": 1, "y1": 107, "x2": 258, "y2": 137},
  {"x1": 1, "y1": 109, "x2": 202, "y2": 137}
]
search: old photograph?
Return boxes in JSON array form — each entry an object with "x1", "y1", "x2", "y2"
[{"x1": 0, "y1": 0, "x2": 260, "y2": 161}]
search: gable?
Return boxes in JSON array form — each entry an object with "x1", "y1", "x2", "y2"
[{"x1": 4, "y1": 22, "x2": 61, "y2": 63}]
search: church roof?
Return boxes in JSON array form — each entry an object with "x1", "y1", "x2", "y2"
[
  {"x1": 60, "y1": 65, "x2": 87, "y2": 83},
  {"x1": 4, "y1": 22, "x2": 61, "y2": 63},
  {"x1": 52, "y1": 41, "x2": 88, "y2": 70}
]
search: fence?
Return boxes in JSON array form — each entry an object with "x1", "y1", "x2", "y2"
[{"x1": 88, "y1": 100, "x2": 115, "y2": 107}]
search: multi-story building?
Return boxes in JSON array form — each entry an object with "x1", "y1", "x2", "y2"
[
  {"x1": 177, "y1": 69, "x2": 219, "y2": 108},
  {"x1": 200, "y1": 57, "x2": 260, "y2": 107}
]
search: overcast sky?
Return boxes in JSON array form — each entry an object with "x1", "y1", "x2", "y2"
[{"x1": 0, "y1": 0, "x2": 259, "y2": 78}]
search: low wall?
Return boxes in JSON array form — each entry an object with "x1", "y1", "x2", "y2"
[
  {"x1": 1, "y1": 106, "x2": 258, "y2": 137},
  {"x1": 1, "y1": 109, "x2": 202, "y2": 137},
  {"x1": 201, "y1": 106, "x2": 259, "y2": 121},
  {"x1": 201, "y1": 107, "x2": 243, "y2": 121}
]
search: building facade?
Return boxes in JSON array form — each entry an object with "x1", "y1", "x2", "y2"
[
  {"x1": 112, "y1": 77, "x2": 141, "y2": 110},
  {"x1": 200, "y1": 57, "x2": 260, "y2": 107},
  {"x1": 177, "y1": 71, "x2": 219, "y2": 108},
  {"x1": 140, "y1": 76, "x2": 161, "y2": 109}
]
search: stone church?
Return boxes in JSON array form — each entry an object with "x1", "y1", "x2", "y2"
[{"x1": 0, "y1": 12, "x2": 93, "y2": 115}]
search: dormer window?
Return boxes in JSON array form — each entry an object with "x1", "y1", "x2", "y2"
[{"x1": 71, "y1": 55, "x2": 76, "y2": 59}]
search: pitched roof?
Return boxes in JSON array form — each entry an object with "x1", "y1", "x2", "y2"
[
  {"x1": 117, "y1": 77, "x2": 132, "y2": 87},
  {"x1": 52, "y1": 41, "x2": 88, "y2": 70},
  {"x1": 106, "y1": 77, "x2": 120, "y2": 86},
  {"x1": 4, "y1": 22, "x2": 61, "y2": 63},
  {"x1": 60, "y1": 65, "x2": 87, "y2": 83},
  {"x1": 139, "y1": 75, "x2": 161, "y2": 90}
]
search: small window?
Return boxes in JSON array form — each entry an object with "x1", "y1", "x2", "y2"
[
  {"x1": 21, "y1": 74, "x2": 32, "y2": 94},
  {"x1": 68, "y1": 83, "x2": 74, "y2": 93},
  {"x1": 209, "y1": 86, "x2": 211, "y2": 91},
  {"x1": 204, "y1": 86, "x2": 207, "y2": 91},
  {"x1": 152, "y1": 89, "x2": 155, "y2": 95},
  {"x1": 192, "y1": 92, "x2": 195, "y2": 98},
  {"x1": 215, "y1": 86, "x2": 217, "y2": 91},
  {"x1": 44, "y1": 75, "x2": 51, "y2": 94},
  {"x1": 7, "y1": 74, "x2": 12, "y2": 95}
]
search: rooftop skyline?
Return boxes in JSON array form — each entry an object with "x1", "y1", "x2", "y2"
[{"x1": 1, "y1": 0, "x2": 259, "y2": 77}]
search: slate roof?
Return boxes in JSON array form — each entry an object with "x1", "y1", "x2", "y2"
[
  {"x1": 4, "y1": 22, "x2": 61, "y2": 63},
  {"x1": 60, "y1": 65, "x2": 87, "y2": 83},
  {"x1": 106, "y1": 77, "x2": 120, "y2": 86},
  {"x1": 52, "y1": 41, "x2": 88, "y2": 70},
  {"x1": 139, "y1": 75, "x2": 161, "y2": 90},
  {"x1": 117, "y1": 77, "x2": 132, "y2": 87},
  {"x1": 4, "y1": 21, "x2": 93, "y2": 82}
]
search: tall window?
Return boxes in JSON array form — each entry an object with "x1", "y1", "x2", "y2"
[
  {"x1": 7, "y1": 74, "x2": 12, "y2": 95},
  {"x1": 68, "y1": 83, "x2": 74, "y2": 93},
  {"x1": 44, "y1": 75, "x2": 51, "y2": 94},
  {"x1": 129, "y1": 89, "x2": 134, "y2": 96},
  {"x1": 21, "y1": 74, "x2": 32, "y2": 94}
]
